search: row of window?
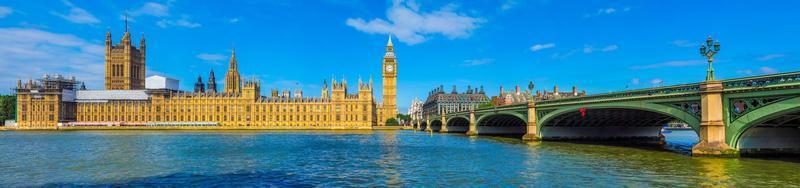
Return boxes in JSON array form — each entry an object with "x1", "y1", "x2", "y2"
[
  {"x1": 79, "y1": 104, "x2": 371, "y2": 113},
  {"x1": 78, "y1": 114, "x2": 369, "y2": 122}
]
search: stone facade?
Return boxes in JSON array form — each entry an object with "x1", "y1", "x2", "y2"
[
  {"x1": 14, "y1": 29, "x2": 398, "y2": 129},
  {"x1": 104, "y1": 27, "x2": 146, "y2": 90},
  {"x1": 422, "y1": 85, "x2": 490, "y2": 118}
]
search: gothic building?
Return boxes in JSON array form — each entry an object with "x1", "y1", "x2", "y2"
[
  {"x1": 104, "y1": 22, "x2": 146, "y2": 90},
  {"x1": 422, "y1": 85, "x2": 490, "y2": 119},
  {"x1": 14, "y1": 26, "x2": 399, "y2": 129}
]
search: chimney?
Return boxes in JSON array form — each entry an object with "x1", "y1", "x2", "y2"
[
  {"x1": 572, "y1": 86, "x2": 577, "y2": 95},
  {"x1": 515, "y1": 85, "x2": 520, "y2": 94}
]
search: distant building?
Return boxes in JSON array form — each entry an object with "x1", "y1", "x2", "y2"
[
  {"x1": 492, "y1": 82, "x2": 588, "y2": 106},
  {"x1": 145, "y1": 75, "x2": 180, "y2": 91},
  {"x1": 422, "y1": 85, "x2": 490, "y2": 118},
  {"x1": 13, "y1": 26, "x2": 399, "y2": 129},
  {"x1": 407, "y1": 97, "x2": 423, "y2": 124}
]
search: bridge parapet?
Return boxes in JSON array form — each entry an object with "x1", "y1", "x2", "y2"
[
  {"x1": 722, "y1": 71, "x2": 800, "y2": 89},
  {"x1": 534, "y1": 71, "x2": 800, "y2": 106},
  {"x1": 536, "y1": 83, "x2": 700, "y2": 106}
]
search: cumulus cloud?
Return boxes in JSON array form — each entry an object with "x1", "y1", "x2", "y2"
[
  {"x1": 197, "y1": 53, "x2": 226, "y2": 64},
  {"x1": 501, "y1": 0, "x2": 518, "y2": 11},
  {"x1": 157, "y1": 16, "x2": 201, "y2": 28},
  {"x1": 131, "y1": 2, "x2": 170, "y2": 17},
  {"x1": 672, "y1": 40, "x2": 695, "y2": 47},
  {"x1": 346, "y1": 0, "x2": 485, "y2": 45},
  {"x1": 0, "y1": 6, "x2": 12, "y2": 18},
  {"x1": 51, "y1": 0, "x2": 101, "y2": 24},
  {"x1": 650, "y1": 78, "x2": 664, "y2": 86},
  {"x1": 583, "y1": 44, "x2": 618, "y2": 53},
  {"x1": 461, "y1": 58, "x2": 493, "y2": 66},
  {"x1": 585, "y1": 6, "x2": 631, "y2": 18},
  {"x1": 757, "y1": 54, "x2": 785, "y2": 61},
  {"x1": 0, "y1": 28, "x2": 105, "y2": 92},
  {"x1": 530, "y1": 43, "x2": 555, "y2": 52},
  {"x1": 629, "y1": 59, "x2": 705, "y2": 70}
]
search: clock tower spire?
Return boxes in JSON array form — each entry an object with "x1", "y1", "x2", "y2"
[{"x1": 382, "y1": 35, "x2": 398, "y2": 124}]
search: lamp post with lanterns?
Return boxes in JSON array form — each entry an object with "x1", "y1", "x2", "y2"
[{"x1": 700, "y1": 36, "x2": 721, "y2": 81}]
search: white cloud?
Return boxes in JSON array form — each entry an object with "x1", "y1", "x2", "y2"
[
  {"x1": 601, "y1": 45, "x2": 618, "y2": 52},
  {"x1": 550, "y1": 49, "x2": 577, "y2": 59},
  {"x1": 757, "y1": 54, "x2": 785, "y2": 61},
  {"x1": 229, "y1": 18, "x2": 240, "y2": 23},
  {"x1": 131, "y1": 2, "x2": 170, "y2": 17},
  {"x1": 52, "y1": 0, "x2": 100, "y2": 24},
  {"x1": 583, "y1": 44, "x2": 618, "y2": 53},
  {"x1": 461, "y1": 58, "x2": 493, "y2": 66},
  {"x1": 157, "y1": 16, "x2": 201, "y2": 28},
  {"x1": 501, "y1": 0, "x2": 517, "y2": 11},
  {"x1": 631, "y1": 78, "x2": 640, "y2": 85},
  {"x1": 0, "y1": 28, "x2": 104, "y2": 92},
  {"x1": 760, "y1": 66, "x2": 778, "y2": 74},
  {"x1": 585, "y1": 6, "x2": 631, "y2": 18},
  {"x1": 346, "y1": 0, "x2": 485, "y2": 45},
  {"x1": 672, "y1": 40, "x2": 695, "y2": 47},
  {"x1": 600, "y1": 8, "x2": 616, "y2": 14},
  {"x1": 650, "y1": 78, "x2": 664, "y2": 85},
  {"x1": 629, "y1": 59, "x2": 705, "y2": 70},
  {"x1": 530, "y1": 43, "x2": 555, "y2": 52},
  {"x1": 197, "y1": 53, "x2": 226, "y2": 64},
  {"x1": 0, "y1": 6, "x2": 13, "y2": 18}
]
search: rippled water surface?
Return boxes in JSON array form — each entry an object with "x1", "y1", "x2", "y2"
[{"x1": 0, "y1": 130, "x2": 799, "y2": 187}]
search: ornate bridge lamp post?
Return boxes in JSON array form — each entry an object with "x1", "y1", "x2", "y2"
[
  {"x1": 700, "y1": 36, "x2": 721, "y2": 81},
  {"x1": 692, "y1": 36, "x2": 737, "y2": 157},
  {"x1": 522, "y1": 81, "x2": 540, "y2": 141}
]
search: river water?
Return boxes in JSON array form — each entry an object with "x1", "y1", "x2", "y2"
[{"x1": 0, "y1": 130, "x2": 798, "y2": 187}]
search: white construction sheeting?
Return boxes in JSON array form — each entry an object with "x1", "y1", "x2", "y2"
[
  {"x1": 146, "y1": 75, "x2": 180, "y2": 90},
  {"x1": 76, "y1": 90, "x2": 149, "y2": 102}
]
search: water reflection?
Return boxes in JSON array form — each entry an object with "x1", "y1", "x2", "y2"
[{"x1": 0, "y1": 130, "x2": 799, "y2": 187}]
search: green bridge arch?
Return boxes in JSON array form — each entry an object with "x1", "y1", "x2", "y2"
[
  {"x1": 728, "y1": 95, "x2": 800, "y2": 148},
  {"x1": 536, "y1": 102, "x2": 702, "y2": 135},
  {"x1": 474, "y1": 111, "x2": 528, "y2": 127}
]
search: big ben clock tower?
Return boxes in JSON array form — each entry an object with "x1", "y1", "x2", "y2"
[{"x1": 382, "y1": 35, "x2": 398, "y2": 122}]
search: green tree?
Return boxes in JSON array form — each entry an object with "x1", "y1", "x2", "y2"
[
  {"x1": 396, "y1": 113, "x2": 410, "y2": 122},
  {"x1": 385, "y1": 118, "x2": 399, "y2": 126},
  {"x1": 0, "y1": 95, "x2": 16, "y2": 125}
]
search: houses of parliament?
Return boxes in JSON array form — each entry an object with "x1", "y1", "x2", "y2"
[{"x1": 14, "y1": 26, "x2": 399, "y2": 129}]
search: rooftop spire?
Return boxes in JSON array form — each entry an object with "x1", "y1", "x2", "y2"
[
  {"x1": 229, "y1": 48, "x2": 237, "y2": 70},
  {"x1": 124, "y1": 10, "x2": 129, "y2": 33},
  {"x1": 387, "y1": 34, "x2": 393, "y2": 46}
]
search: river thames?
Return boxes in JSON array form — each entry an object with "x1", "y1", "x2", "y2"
[{"x1": 0, "y1": 130, "x2": 798, "y2": 187}]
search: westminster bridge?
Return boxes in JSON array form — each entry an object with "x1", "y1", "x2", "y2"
[{"x1": 414, "y1": 71, "x2": 800, "y2": 157}]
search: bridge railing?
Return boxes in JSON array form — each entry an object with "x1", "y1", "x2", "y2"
[
  {"x1": 536, "y1": 83, "x2": 700, "y2": 105},
  {"x1": 722, "y1": 71, "x2": 800, "y2": 89},
  {"x1": 535, "y1": 71, "x2": 800, "y2": 105}
]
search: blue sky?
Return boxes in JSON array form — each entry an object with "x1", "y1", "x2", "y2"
[{"x1": 0, "y1": 0, "x2": 798, "y2": 112}]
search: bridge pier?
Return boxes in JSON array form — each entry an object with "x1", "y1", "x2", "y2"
[
  {"x1": 439, "y1": 114, "x2": 449, "y2": 133},
  {"x1": 522, "y1": 100, "x2": 540, "y2": 141},
  {"x1": 692, "y1": 81, "x2": 738, "y2": 157},
  {"x1": 424, "y1": 116, "x2": 431, "y2": 132},
  {"x1": 466, "y1": 110, "x2": 478, "y2": 136}
]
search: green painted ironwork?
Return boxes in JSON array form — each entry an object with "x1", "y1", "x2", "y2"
[
  {"x1": 660, "y1": 101, "x2": 702, "y2": 119},
  {"x1": 727, "y1": 95, "x2": 800, "y2": 148},
  {"x1": 729, "y1": 95, "x2": 795, "y2": 122}
]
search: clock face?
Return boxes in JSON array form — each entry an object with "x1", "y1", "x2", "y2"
[{"x1": 386, "y1": 65, "x2": 394, "y2": 72}]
